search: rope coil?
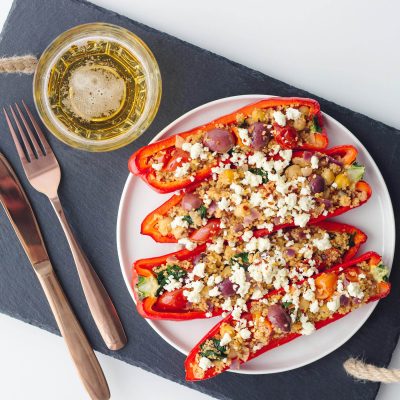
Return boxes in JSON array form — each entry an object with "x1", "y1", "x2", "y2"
[
  {"x1": 344, "y1": 358, "x2": 400, "y2": 383},
  {"x1": 0, "y1": 55, "x2": 38, "y2": 74}
]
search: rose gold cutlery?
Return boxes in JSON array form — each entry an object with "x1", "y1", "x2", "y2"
[
  {"x1": 0, "y1": 153, "x2": 110, "y2": 400},
  {"x1": 3, "y1": 101, "x2": 127, "y2": 351}
]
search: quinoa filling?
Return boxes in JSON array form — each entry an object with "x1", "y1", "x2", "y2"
[
  {"x1": 149, "y1": 104, "x2": 321, "y2": 182},
  {"x1": 190, "y1": 259, "x2": 389, "y2": 379},
  {"x1": 154, "y1": 148, "x2": 366, "y2": 246},
  {"x1": 136, "y1": 226, "x2": 355, "y2": 316}
]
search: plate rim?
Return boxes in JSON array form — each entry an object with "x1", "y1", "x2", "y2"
[{"x1": 116, "y1": 94, "x2": 395, "y2": 375}]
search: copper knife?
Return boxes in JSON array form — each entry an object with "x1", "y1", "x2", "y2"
[{"x1": 0, "y1": 153, "x2": 110, "y2": 400}]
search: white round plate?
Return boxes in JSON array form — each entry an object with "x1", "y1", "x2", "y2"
[{"x1": 117, "y1": 95, "x2": 395, "y2": 374}]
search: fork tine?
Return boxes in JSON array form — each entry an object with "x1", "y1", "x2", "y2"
[
  {"x1": 15, "y1": 103, "x2": 44, "y2": 157},
  {"x1": 8, "y1": 105, "x2": 36, "y2": 161},
  {"x1": 3, "y1": 107, "x2": 29, "y2": 162},
  {"x1": 22, "y1": 100, "x2": 52, "y2": 154}
]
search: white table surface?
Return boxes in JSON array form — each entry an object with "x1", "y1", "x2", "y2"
[{"x1": 0, "y1": 1, "x2": 399, "y2": 399}]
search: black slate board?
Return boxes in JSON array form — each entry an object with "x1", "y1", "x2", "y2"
[{"x1": 0, "y1": 1, "x2": 399, "y2": 399}]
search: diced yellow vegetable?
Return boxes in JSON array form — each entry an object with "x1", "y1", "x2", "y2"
[{"x1": 334, "y1": 173, "x2": 350, "y2": 189}]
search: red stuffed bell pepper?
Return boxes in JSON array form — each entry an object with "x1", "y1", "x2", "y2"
[
  {"x1": 129, "y1": 97, "x2": 328, "y2": 193},
  {"x1": 133, "y1": 221, "x2": 366, "y2": 321},
  {"x1": 185, "y1": 251, "x2": 390, "y2": 381},
  {"x1": 141, "y1": 145, "x2": 371, "y2": 244}
]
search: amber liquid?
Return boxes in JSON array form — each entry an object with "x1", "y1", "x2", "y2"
[{"x1": 47, "y1": 39, "x2": 147, "y2": 141}]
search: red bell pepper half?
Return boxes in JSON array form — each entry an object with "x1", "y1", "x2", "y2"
[
  {"x1": 129, "y1": 97, "x2": 328, "y2": 193},
  {"x1": 185, "y1": 251, "x2": 390, "y2": 381},
  {"x1": 141, "y1": 145, "x2": 371, "y2": 244},
  {"x1": 132, "y1": 221, "x2": 366, "y2": 320}
]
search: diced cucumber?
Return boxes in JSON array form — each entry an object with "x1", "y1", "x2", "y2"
[
  {"x1": 347, "y1": 163, "x2": 365, "y2": 182},
  {"x1": 136, "y1": 275, "x2": 159, "y2": 300},
  {"x1": 372, "y1": 263, "x2": 389, "y2": 282}
]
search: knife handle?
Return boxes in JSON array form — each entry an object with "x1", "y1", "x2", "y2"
[
  {"x1": 50, "y1": 196, "x2": 127, "y2": 351},
  {"x1": 37, "y1": 264, "x2": 110, "y2": 400}
]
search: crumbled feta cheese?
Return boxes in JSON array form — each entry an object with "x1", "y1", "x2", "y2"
[
  {"x1": 163, "y1": 276, "x2": 182, "y2": 292},
  {"x1": 279, "y1": 149, "x2": 293, "y2": 162},
  {"x1": 257, "y1": 237, "x2": 271, "y2": 252},
  {"x1": 327, "y1": 296, "x2": 341, "y2": 312},
  {"x1": 171, "y1": 216, "x2": 189, "y2": 229},
  {"x1": 178, "y1": 238, "x2": 197, "y2": 251},
  {"x1": 222, "y1": 298, "x2": 233, "y2": 311},
  {"x1": 248, "y1": 151, "x2": 266, "y2": 168},
  {"x1": 242, "y1": 171, "x2": 263, "y2": 187},
  {"x1": 309, "y1": 300, "x2": 320, "y2": 313},
  {"x1": 294, "y1": 213, "x2": 311, "y2": 228},
  {"x1": 207, "y1": 275, "x2": 215, "y2": 287},
  {"x1": 273, "y1": 110, "x2": 286, "y2": 126},
  {"x1": 300, "y1": 314, "x2": 315, "y2": 335},
  {"x1": 217, "y1": 197, "x2": 230, "y2": 211},
  {"x1": 230, "y1": 183, "x2": 244, "y2": 195},
  {"x1": 231, "y1": 307, "x2": 242, "y2": 321},
  {"x1": 199, "y1": 357, "x2": 213, "y2": 371},
  {"x1": 208, "y1": 286, "x2": 221, "y2": 297},
  {"x1": 313, "y1": 233, "x2": 332, "y2": 251},
  {"x1": 299, "y1": 196, "x2": 314, "y2": 212},
  {"x1": 303, "y1": 289, "x2": 315, "y2": 302},
  {"x1": 310, "y1": 155, "x2": 319, "y2": 169},
  {"x1": 286, "y1": 107, "x2": 301, "y2": 120},
  {"x1": 183, "y1": 280, "x2": 204, "y2": 303},
  {"x1": 174, "y1": 162, "x2": 191, "y2": 178},
  {"x1": 237, "y1": 128, "x2": 251, "y2": 146},
  {"x1": 347, "y1": 282, "x2": 365, "y2": 299},
  {"x1": 208, "y1": 237, "x2": 224, "y2": 254},
  {"x1": 220, "y1": 333, "x2": 232, "y2": 346},
  {"x1": 230, "y1": 266, "x2": 251, "y2": 297},
  {"x1": 192, "y1": 262, "x2": 206, "y2": 278},
  {"x1": 242, "y1": 230, "x2": 254, "y2": 242},
  {"x1": 245, "y1": 237, "x2": 258, "y2": 252},
  {"x1": 251, "y1": 288, "x2": 264, "y2": 300},
  {"x1": 250, "y1": 192, "x2": 263, "y2": 207},
  {"x1": 231, "y1": 193, "x2": 243, "y2": 205},
  {"x1": 151, "y1": 162, "x2": 164, "y2": 171},
  {"x1": 248, "y1": 264, "x2": 263, "y2": 282},
  {"x1": 239, "y1": 328, "x2": 252, "y2": 340}
]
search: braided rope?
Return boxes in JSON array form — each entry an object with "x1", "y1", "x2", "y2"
[
  {"x1": 0, "y1": 55, "x2": 38, "y2": 74},
  {"x1": 344, "y1": 358, "x2": 400, "y2": 383}
]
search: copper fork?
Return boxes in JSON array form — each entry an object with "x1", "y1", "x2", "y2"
[{"x1": 3, "y1": 101, "x2": 127, "y2": 350}]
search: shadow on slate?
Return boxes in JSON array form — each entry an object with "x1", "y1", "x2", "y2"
[{"x1": 0, "y1": 0, "x2": 399, "y2": 399}]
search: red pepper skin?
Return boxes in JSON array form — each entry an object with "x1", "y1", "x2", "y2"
[
  {"x1": 132, "y1": 244, "x2": 220, "y2": 320},
  {"x1": 185, "y1": 251, "x2": 390, "y2": 381},
  {"x1": 141, "y1": 145, "x2": 370, "y2": 243},
  {"x1": 129, "y1": 98, "x2": 328, "y2": 193},
  {"x1": 133, "y1": 221, "x2": 366, "y2": 320}
]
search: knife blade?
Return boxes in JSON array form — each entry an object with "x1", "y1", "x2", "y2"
[
  {"x1": 0, "y1": 152, "x2": 110, "y2": 400},
  {"x1": 0, "y1": 153, "x2": 48, "y2": 269}
]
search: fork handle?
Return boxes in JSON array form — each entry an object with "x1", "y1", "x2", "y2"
[
  {"x1": 50, "y1": 196, "x2": 127, "y2": 351},
  {"x1": 37, "y1": 265, "x2": 110, "y2": 400}
]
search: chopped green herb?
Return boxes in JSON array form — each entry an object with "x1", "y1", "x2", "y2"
[
  {"x1": 249, "y1": 168, "x2": 269, "y2": 184},
  {"x1": 348, "y1": 232, "x2": 356, "y2": 248},
  {"x1": 156, "y1": 265, "x2": 187, "y2": 296},
  {"x1": 282, "y1": 301, "x2": 293, "y2": 309},
  {"x1": 182, "y1": 215, "x2": 193, "y2": 225},
  {"x1": 238, "y1": 120, "x2": 249, "y2": 128},
  {"x1": 197, "y1": 205, "x2": 208, "y2": 219},
  {"x1": 199, "y1": 338, "x2": 227, "y2": 360},
  {"x1": 230, "y1": 252, "x2": 250, "y2": 269},
  {"x1": 310, "y1": 116, "x2": 322, "y2": 133}
]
